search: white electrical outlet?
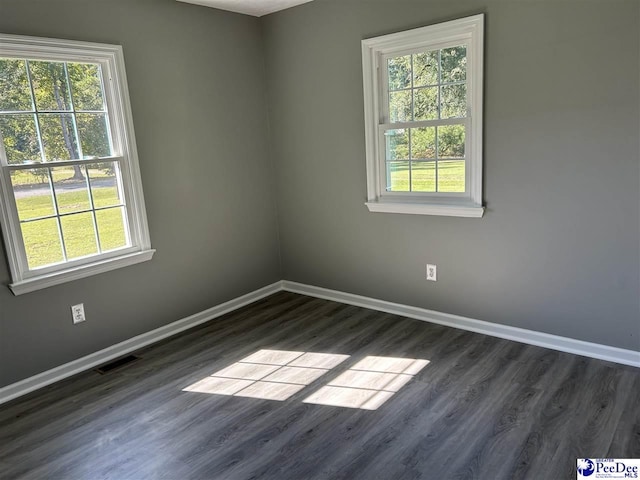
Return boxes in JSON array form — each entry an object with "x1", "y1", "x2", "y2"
[
  {"x1": 71, "y1": 303, "x2": 86, "y2": 324},
  {"x1": 426, "y1": 264, "x2": 437, "y2": 281}
]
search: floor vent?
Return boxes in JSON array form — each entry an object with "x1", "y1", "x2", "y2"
[{"x1": 95, "y1": 355, "x2": 140, "y2": 374}]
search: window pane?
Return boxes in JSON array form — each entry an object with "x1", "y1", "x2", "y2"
[
  {"x1": 385, "y1": 129, "x2": 409, "y2": 161},
  {"x1": 437, "y1": 125, "x2": 465, "y2": 158},
  {"x1": 410, "y1": 127, "x2": 435, "y2": 159},
  {"x1": 413, "y1": 51, "x2": 438, "y2": 87},
  {"x1": 67, "y1": 63, "x2": 105, "y2": 111},
  {"x1": 77, "y1": 113, "x2": 111, "y2": 158},
  {"x1": 88, "y1": 162, "x2": 122, "y2": 208},
  {"x1": 60, "y1": 212, "x2": 98, "y2": 259},
  {"x1": 389, "y1": 90, "x2": 411, "y2": 122},
  {"x1": 28, "y1": 61, "x2": 72, "y2": 112},
  {"x1": 437, "y1": 160, "x2": 465, "y2": 192},
  {"x1": 0, "y1": 114, "x2": 41, "y2": 164},
  {"x1": 21, "y1": 217, "x2": 64, "y2": 269},
  {"x1": 441, "y1": 46, "x2": 466, "y2": 83},
  {"x1": 387, "y1": 55, "x2": 411, "y2": 90},
  {"x1": 440, "y1": 84, "x2": 466, "y2": 119},
  {"x1": 386, "y1": 161, "x2": 409, "y2": 192},
  {"x1": 413, "y1": 87, "x2": 438, "y2": 121},
  {"x1": 411, "y1": 161, "x2": 436, "y2": 192},
  {"x1": 0, "y1": 59, "x2": 33, "y2": 112},
  {"x1": 11, "y1": 169, "x2": 55, "y2": 221},
  {"x1": 96, "y1": 207, "x2": 127, "y2": 251},
  {"x1": 52, "y1": 166, "x2": 91, "y2": 214},
  {"x1": 39, "y1": 113, "x2": 80, "y2": 160}
]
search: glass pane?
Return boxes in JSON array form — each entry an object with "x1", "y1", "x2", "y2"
[
  {"x1": 88, "y1": 162, "x2": 122, "y2": 208},
  {"x1": 0, "y1": 114, "x2": 41, "y2": 164},
  {"x1": 389, "y1": 90, "x2": 411, "y2": 122},
  {"x1": 413, "y1": 87, "x2": 438, "y2": 121},
  {"x1": 67, "y1": 63, "x2": 105, "y2": 111},
  {"x1": 52, "y1": 166, "x2": 91, "y2": 214},
  {"x1": 77, "y1": 113, "x2": 111, "y2": 158},
  {"x1": 11, "y1": 169, "x2": 55, "y2": 220},
  {"x1": 440, "y1": 84, "x2": 466, "y2": 119},
  {"x1": 0, "y1": 59, "x2": 33, "y2": 112},
  {"x1": 28, "y1": 61, "x2": 72, "y2": 112},
  {"x1": 387, "y1": 55, "x2": 411, "y2": 90},
  {"x1": 410, "y1": 127, "x2": 435, "y2": 159},
  {"x1": 21, "y1": 217, "x2": 64, "y2": 269},
  {"x1": 385, "y1": 129, "x2": 409, "y2": 161},
  {"x1": 39, "y1": 113, "x2": 80, "y2": 161},
  {"x1": 411, "y1": 161, "x2": 436, "y2": 192},
  {"x1": 60, "y1": 212, "x2": 98, "y2": 259},
  {"x1": 437, "y1": 125, "x2": 465, "y2": 158},
  {"x1": 413, "y1": 51, "x2": 438, "y2": 87},
  {"x1": 386, "y1": 161, "x2": 409, "y2": 192},
  {"x1": 96, "y1": 207, "x2": 127, "y2": 251},
  {"x1": 437, "y1": 160, "x2": 465, "y2": 192},
  {"x1": 441, "y1": 46, "x2": 466, "y2": 83}
]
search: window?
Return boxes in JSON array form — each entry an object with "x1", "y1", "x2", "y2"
[
  {"x1": 0, "y1": 34, "x2": 153, "y2": 294},
  {"x1": 361, "y1": 14, "x2": 484, "y2": 217}
]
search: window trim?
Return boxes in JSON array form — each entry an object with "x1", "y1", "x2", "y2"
[
  {"x1": 0, "y1": 34, "x2": 154, "y2": 295},
  {"x1": 361, "y1": 14, "x2": 485, "y2": 217}
]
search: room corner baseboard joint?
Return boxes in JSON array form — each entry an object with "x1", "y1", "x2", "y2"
[{"x1": 1, "y1": 279, "x2": 637, "y2": 406}]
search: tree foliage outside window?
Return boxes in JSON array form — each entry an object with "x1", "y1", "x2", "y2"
[
  {"x1": 385, "y1": 46, "x2": 467, "y2": 193},
  {"x1": 362, "y1": 15, "x2": 484, "y2": 217},
  {"x1": 0, "y1": 34, "x2": 153, "y2": 294}
]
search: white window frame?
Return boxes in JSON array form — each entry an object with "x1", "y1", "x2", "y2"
[
  {"x1": 0, "y1": 34, "x2": 154, "y2": 295},
  {"x1": 361, "y1": 14, "x2": 485, "y2": 217}
]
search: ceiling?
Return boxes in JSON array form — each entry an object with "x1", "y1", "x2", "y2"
[{"x1": 176, "y1": 0, "x2": 314, "y2": 17}]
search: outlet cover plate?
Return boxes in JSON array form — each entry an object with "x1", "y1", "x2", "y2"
[
  {"x1": 71, "y1": 303, "x2": 86, "y2": 324},
  {"x1": 426, "y1": 264, "x2": 437, "y2": 281}
]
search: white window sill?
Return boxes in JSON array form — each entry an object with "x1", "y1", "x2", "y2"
[
  {"x1": 9, "y1": 249, "x2": 156, "y2": 295},
  {"x1": 365, "y1": 201, "x2": 485, "y2": 218}
]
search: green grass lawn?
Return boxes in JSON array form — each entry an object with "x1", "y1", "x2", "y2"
[
  {"x1": 388, "y1": 160, "x2": 465, "y2": 192},
  {"x1": 16, "y1": 187, "x2": 127, "y2": 269}
]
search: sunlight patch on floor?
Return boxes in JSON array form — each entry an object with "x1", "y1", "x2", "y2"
[
  {"x1": 302, "y1": 356, "x2": 430, "y2": 410},
  {"x1": 183, "y1": 349, "x2": 350, "y2": 401}
]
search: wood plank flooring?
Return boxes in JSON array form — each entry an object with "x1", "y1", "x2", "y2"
[{"x1": 0, "y1": 291, "x2": 638, "y2": 479}]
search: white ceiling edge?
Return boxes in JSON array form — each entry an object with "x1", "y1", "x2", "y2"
[{"x1": 176, "y1": 0, "x2": 314, "y2": 17}]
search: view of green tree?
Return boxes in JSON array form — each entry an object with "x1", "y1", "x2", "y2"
[
  {"x1": 77, "y1": 113, "x2": 110, "y2": 158},
  {"x1": 0, "y1": 114, "x2": 40, "y2": 164},
  {"x1": 0, "y1": 59, "x2": 112, "y2": 171},
  {"x1": 67, "y1": 63, "x2": 104, "y2": 110},
  {"x1": 384, "y1": 45, "x2": 467, "y2": 193},
  {"x1": 1, "y1": 57, "x2": 126, "y2": 269},
  {"x1": 438, "y1": 125, "x2": 465, "y2": 158},
  {"x1": 413, "y1": 51, "x2": 438, "y2": 86},
  {"x1": 441, "y1": 46, "x2": 466, "y2": 83},
  {"x1": 386, "y1": 129, "x2": 409, "y2": 160},
  {"x1": 0, "y1": 59, "x2": 31, "y2": 111},
  {"x1": 387, "y1": 55, "x2": 411, "y2": 90},
  {"x1": 411, "y1": 127, "x2": 436, "y2": 159}
]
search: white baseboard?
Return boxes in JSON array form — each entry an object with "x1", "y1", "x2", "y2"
[
  {"x1": 2, "y1": 279, "x2": 637, "y2": 406},
  {"x1": 282, "y1": 281, "x2": 640, "y2": 369},
  {"x1": 0, "y1": 281, "x2": 283, "y2": 406}
]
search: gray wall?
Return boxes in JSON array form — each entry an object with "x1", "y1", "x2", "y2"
[
  {"x1": 0, "y1": 0, "x2": 281, "y2": 387},
  {"x1": 1, "y1": 0, "x2": 638, "y2": 390},
  {"x1": 262, "y1": 0, "x2": 640, "y2": 350}
]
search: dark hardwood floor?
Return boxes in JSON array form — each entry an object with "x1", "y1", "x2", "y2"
[{"x1": 0, "y1": 292, "x2": 638, "y2": 479}]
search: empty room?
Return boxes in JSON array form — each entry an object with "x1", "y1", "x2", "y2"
[{"x1": 0, "y1": 0, "x2": 639, "y2": 478}]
